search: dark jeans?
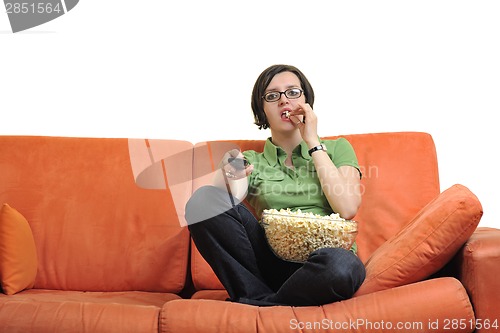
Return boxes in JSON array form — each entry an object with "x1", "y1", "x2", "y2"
[{"x1": 185, "y1": 185, "x2": 366, "y2": 306}]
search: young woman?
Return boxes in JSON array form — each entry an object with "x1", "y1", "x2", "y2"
[{"x1": 185, "y1": 64, "x2": 365, "y2": 306}]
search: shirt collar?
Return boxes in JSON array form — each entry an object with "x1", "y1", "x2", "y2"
[
  {"x1": 263, "y1": 137, "x2": 319, "y2": 166},
  {"x1": 263, "y1": 138, "x2": 280, "y2": 166}
]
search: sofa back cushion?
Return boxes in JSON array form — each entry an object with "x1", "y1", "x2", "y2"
[
  {"x1": 0, "y1": 136, "x2": 191, "y2": 293},
  {"x1": 190, "y1": 132, "x2": 440, "y2": 290}
]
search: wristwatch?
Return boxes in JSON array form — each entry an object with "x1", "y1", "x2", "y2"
[{"x1": 308, "y1": 144, "x2": 327, "y2": 156}]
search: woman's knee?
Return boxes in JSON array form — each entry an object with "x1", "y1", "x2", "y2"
[
  {"x1": 185, "y1": 186, "x2": 234, "y2": 225},
  {"x1": 186, "y1": 186, "x2": 218, "y2": 209},
  {"x1": 309, "y1": 248, "x2": 366, "y2": 297}
]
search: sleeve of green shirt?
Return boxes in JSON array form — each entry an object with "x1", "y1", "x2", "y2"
[
  {"x1": 323, "y1": 138, "x2": 362, "y2": 179},
  {"x1": 242, "y1": 149, "x2": 259, "y2": 189}
]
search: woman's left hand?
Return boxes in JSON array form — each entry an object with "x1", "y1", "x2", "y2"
[{"x1": 289, "y1": 102, "x2": 320, "y2": 146}]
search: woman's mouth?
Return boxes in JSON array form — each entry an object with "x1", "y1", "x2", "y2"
[{"x1": 281, "y1": 110, "x2": 291, "y2": 120}]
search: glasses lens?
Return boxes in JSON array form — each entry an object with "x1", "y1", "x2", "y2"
[
  {"x1": 263, "y1": 92, "x2": 280, "y2": 102},
  {"x1": 285, "y1": 88, "x2": 302, "y2": 99}
]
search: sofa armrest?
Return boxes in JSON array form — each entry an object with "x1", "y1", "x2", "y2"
[{"x1": 454, "y1": 227, "x2": 500, "y2": 331}]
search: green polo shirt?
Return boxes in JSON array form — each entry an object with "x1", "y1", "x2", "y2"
[
  {"x1": 242, "y1": 137, "x2": 361, "y2": 254},
  {"x1": 243, "y1": 137, "x2": 360, "y2": 217}
]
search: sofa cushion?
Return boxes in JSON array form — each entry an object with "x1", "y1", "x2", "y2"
[
  {"x1": 0, "y1": 136, "x2": 191, "y2": 292},
  {"x1": 0, "y1": 203, "x2": 38, "y2": 295},
  {"x1": 0, "y1": 289, "x2": 181, "y2": 333},
  {"x1": 355, "y1": 184, "x2": 483, "y2": 296},
  {"x1": 162, "y1": 278, "x2": 473, "y2": 333}
]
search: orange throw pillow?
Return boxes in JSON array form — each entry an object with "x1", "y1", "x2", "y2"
[
  {"x1": 355, "y1": 184, "x2": 482, "y2": 296},
  {"x1": 0, "y1": 203, "x2": 38, "y2": 295}
]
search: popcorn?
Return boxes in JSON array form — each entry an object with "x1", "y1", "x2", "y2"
[{"x1": 261, "y1": 208, "x2": 358, "y2": 262}]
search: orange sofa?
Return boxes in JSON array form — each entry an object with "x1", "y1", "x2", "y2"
[{"x1": 0, "y1": 132, "x2": 499, "y2": 333}]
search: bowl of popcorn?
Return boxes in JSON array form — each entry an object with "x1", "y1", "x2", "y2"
[{"x1": 260, "y1": 208, "x2": 358, "y2": 262}]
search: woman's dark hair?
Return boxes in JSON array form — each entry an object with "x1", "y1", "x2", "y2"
[{"x1": 251, "y1": 64, "x2": 315, "y2": 130}]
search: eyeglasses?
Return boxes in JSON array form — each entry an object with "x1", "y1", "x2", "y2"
[{"x1": 262, "y1": 88, "x2": 303, "y2": 102}]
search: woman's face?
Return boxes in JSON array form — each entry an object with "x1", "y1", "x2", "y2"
[{"x1": 263, "y1": 71, "x2": 305, "y2": 130}]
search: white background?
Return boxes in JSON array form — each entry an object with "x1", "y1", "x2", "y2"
[{"x1": 1, "y1": 1, "x2": 499, "y2": 228}]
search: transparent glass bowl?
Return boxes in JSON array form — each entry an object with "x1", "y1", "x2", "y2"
[{"x1": 261, "y1": 211, "x2": 358, "y2": 262}]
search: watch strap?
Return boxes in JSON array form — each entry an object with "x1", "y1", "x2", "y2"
[{"x1": 308, "y1": 144, "x2": 327, "y2": 156}]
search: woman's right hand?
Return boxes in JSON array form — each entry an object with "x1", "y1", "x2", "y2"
[{"x1": 219, "y1": 149, "x2": 253, "y2": 180}]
